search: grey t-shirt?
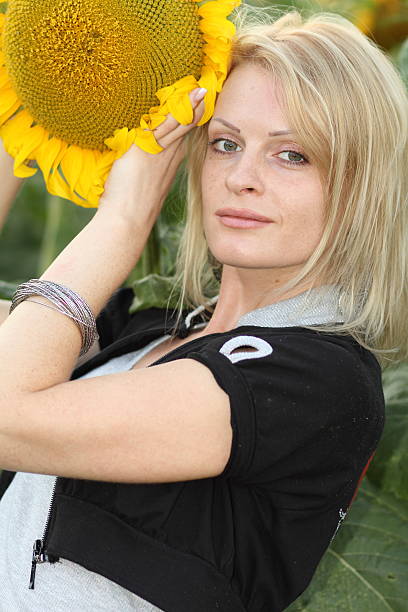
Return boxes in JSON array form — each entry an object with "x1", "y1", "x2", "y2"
[
  {"x1": 0, "y1": 334, "x2": 171, "y2": 612},
  {"x1": 0, "y1": 287, "x2": 342, "y2": 611}
]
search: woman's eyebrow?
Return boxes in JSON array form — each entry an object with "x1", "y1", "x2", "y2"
[
  {"x1": 269, "y1": 129, "x2": 294, "y2": 137},
  {"x1": 213, "y1": 117, "x2": 240, "y2": 133},
  {"x1": 212, "y1": 118, "x2": 295, "y2": 139}
]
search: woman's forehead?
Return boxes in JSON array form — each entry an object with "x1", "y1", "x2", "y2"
[{"x1": 212, "y1": 65, "x2": 290, "y2": 132}]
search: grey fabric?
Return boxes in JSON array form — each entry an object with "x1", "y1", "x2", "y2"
[
  {"x1": 0, "y1": 473, "x2": 166, "y2": 611},
  {"x1": 0, "y1": 336, "x2": 170, "y2": 612},
  {"x1": 236, "y1": 285, "x2": 343, "y2": 328},
  {"x1": 0, "y1": 286, "x2": 340, "y2": 610}
]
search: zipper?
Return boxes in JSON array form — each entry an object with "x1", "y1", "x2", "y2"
[
  {"x1": 28, "y1": 327, "x2": 180, "y2": 589},
  {"x1": 28, "y1": 313, "x2": 220, "y2": 589},
  {"x1": 29, "y1": 476, "x2": 59, "y2": 590}
]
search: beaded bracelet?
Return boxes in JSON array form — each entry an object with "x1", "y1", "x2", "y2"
[{"x1": 9, "y1": 279, "x2": 99, "y2": 356}]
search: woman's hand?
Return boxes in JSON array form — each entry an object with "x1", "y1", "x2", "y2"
[
  {"x1": 97, "y1": 87, "x2": 207, "y2": 225},
  {"x1": 0, "y1": 86, "x2": 209, "y2": 395},
  {"x1": 0, "y1": 140, "x2": 25, "y2": 232}
]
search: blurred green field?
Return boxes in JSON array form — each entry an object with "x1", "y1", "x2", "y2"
[
  {"x1": 1, "y1": 0, "x2": 407, "y2": 290},
  {"x1": 0, "y1": 1, "x2": 407, "y2": 610}
]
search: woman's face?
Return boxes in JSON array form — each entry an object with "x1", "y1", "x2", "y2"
[{"x1": 201, "y1": 63, "x2": 325, "y2": 276}]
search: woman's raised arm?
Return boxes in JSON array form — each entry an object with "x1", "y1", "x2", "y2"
[
  {"x1": 0, "y1": 299, "x2": 10, "y2": 326},
  {"x1": 0, "y1": 140, "x2": 25, "y2": 231},
  {"x1": 0, "y1": 89, "x2": 224, "y2": 483}
]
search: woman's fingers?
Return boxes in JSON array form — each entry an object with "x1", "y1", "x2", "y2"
[
  {"x1": 153, "y1": 88, "x2": 207, "y2": 149},
  {"x1": 99, "y1": 89, "x2": 205, "y2": 216}
]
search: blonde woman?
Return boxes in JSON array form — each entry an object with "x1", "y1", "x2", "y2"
[{"x1": 0, "y1": 10, "x2": 407, "y2": 612}]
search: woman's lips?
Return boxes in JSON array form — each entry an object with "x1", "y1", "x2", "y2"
[
  {"x1": 217, "y1": 216, "x2": 271, "y2": 229},
  {"x1": 215, "y1": 207, "x2": 273, "y2": 229}
]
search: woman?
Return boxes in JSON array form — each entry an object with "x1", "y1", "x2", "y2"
[{"x1": 0, "y1": 9, "x2": 407, "y2": 612}]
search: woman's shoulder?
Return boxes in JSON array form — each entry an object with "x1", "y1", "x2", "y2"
[
  {"x1": 190, "y1": 325, "x2": 385, "y2": 496},
  {"x1": 191, "y1": 324, "x2": 380, "y2": 375},
  {"x1": 151, "y1": 325, "x2": 384, "y2": 448},
  {"x1": 94, "y1": 288, "x2": 382, "y2": 392}
]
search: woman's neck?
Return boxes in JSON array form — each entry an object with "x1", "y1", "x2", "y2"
[{"x1": 202, "y1": 265, "x2": 321, "y2": 335}]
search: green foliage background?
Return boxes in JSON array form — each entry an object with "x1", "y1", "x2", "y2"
[{"x1": 0, "y1": 1, "x2": 407, "y2": 610}]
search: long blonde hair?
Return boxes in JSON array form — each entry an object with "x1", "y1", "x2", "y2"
[{"x1": 172, "y1": 9, "x2": 408, "y2": 364}]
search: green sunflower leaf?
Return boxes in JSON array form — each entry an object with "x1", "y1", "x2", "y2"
[
  {"x1": 287, "y1": 480, "x2": 408, "y2": 612},
  {"x1": 0, "y1": 280, "x2": 17, "y2": 300},
  {"x1": 398, "y1": 38, "x2": 408, "y2": 88},
  {"x1": 366, "y1": 364, "x2": 408, "y2": 501},
  {"x1": 129, "y1": 274, "x2": 180, "y2": 313}
]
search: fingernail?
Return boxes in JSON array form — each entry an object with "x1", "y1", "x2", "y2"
[{"x1": 193, "y1": 87, "x2": 207, "y2": 104}]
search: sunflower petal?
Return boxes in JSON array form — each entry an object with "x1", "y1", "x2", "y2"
[
  {"x1": 105, "y1": 127, "x2": 134, "y2": 155},
  {"x1": 60, "y1": 146, "x2": 84, "y2": 194},
  {"x1": 0, "y1": 109, "x2": 42, "y2": 177},
  {"x1": 0, "y1": 99, "x2": 20, "y2": 126},
  {"x1": 133, "y1": 127, "x2": 163, "y2": 155},
  {"x1": 13, "y1": 125, "x2": 46, "y2": 168},
  {"x1": 133, "y1": 0, "x2": 239, "y2": 158},
  {"x1": 0, "y1": 0, "x2": 239, "y2": 206},
  {"x1": 36, "y1": 137, "x2": 66, "y2": 184},
  {"x1": 198, "y1": 0, "x2": 241, "y2": 20},
  {"x1": 47, "y1": 167, "x2": 76, "y2": 202},
  {"x1": 0, "y1": 84, "x2": 19, "y2": 117}
]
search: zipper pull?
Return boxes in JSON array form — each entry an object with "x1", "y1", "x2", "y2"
[{"x1": 29, "y1": 539, "x2": 45, "y2": 590}]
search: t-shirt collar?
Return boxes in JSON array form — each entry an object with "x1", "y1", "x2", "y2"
[
  {"x1": 183, "y1": 285, "x2": 344, "y2": 336},
  {"x1": 236, "y1": 285, "x2": 344, "y2": 328}
]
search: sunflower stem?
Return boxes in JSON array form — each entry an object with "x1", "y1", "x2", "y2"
[{"x1": 37, "y1": 194, "x2": 63, "y2": 275}]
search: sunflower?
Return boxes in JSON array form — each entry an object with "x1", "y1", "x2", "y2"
[{"x1": 0, "y1": 0, "x2": 240, "y2": 207}]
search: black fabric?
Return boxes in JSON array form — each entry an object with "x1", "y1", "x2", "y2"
[
  {"x1": 95, "y1": 286, "x2": 135, "y2": 349},
  {"x1": 47, "y1": 495, "x2": 246, "y2": 612},
  {"x1": 95, "y1": 286, "x2": 215, "y2": 350},
  {"x1": 1, "y1": 289, "x2": 385, "y2": 611},
  {"x1": 0, "y1": 469, "x2": 15, "y2": 499},
  {"x1": 185, "y1": 333, "x2": 383, "y2": 609},
  {"x1": 74, "y1": 287, "x2": 214, "y2": 379}
]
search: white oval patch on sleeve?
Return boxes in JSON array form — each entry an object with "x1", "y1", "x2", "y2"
[{"x1": 219, "y1": 335, "x2": 273, "y2": 364}]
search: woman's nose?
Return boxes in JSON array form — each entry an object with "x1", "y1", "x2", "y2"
[{"x1": 225, "y1": 152, "x2": 264, "y2": 195}]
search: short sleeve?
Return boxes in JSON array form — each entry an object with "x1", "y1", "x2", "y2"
[{"x1": 187, "y1": 330, "x2": 384, "y2": 510}]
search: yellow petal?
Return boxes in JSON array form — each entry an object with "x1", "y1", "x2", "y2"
[
  {"x1": 86, "y1": 150, "x2": 116, "y2": 207},
  {"x1": 0, "y1": 109, "x2": 33, "y2": 143},
  {"x1": 167, "y1": 92, "x2": 194, "y2": 125},
  {"x1": 198, "y1": 0, "x2": 241, "y2": 20},
  {"x1": 198, "y1": 68, "x2": 218, "y2": 125},
  {"x1": 148, "y1": 113, "x2": 167, "y2": 131},
  {"x1": 105, "y1": 127, "x2": 136, "y2": 155},
  {"x1": 133, "y1": 127, "x2": 163, "y2": 154},
  {"x1": 47, "y1": 168, "x2": 74, "y2": 201},
  {"x1": 0, "y1": 99, "x2": 20, "y2": 125},
  {"x1": 60, "y1": 146, "x2": 84, "y2": 194},
  {"x1": 36, "y1": 137, "x2": 66, "y2": 183},
  {"x1": 0, "y1": 0, "x2": 239, "y2": 205},
  {"x1": 200, "y1": 18, "x2": 236, "y2": 40},
  {"x1": 74, "y1": 149, "x2": 97, "y2": 201},
  {"x1": 0, "y1": 85, "x2": 19, "y2": 118},
  {"x1": 0, "y1": 109, "x2": 44, "y2": 177},
  {"x1": 96, "y1": 149, "x2": 116, "y2": 177},
  {"x1": 13, "y1": 162, "x2": 37, "y2": 179},
  {"x1": 0, "y1": 68, "x2": 10, "y2": 88}
]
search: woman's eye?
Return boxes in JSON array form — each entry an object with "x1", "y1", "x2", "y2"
[
  {"x1": 209, "y1": 138, "x2": 242, "y2": 154},
  {"x1": 277, "y1": 151, "x2": 308, "y2": 165}
]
